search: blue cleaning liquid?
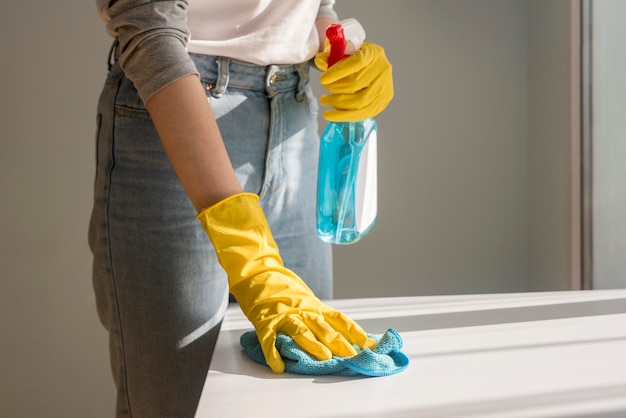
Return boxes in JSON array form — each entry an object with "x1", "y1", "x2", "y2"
[{"x1": 316, "y1": 118, "x2": 378, "y2": 244}]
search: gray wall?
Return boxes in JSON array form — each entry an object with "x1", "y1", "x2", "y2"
[
  {"x1": 0, "y1": 1, "x2": 114, "y2": 416},
  {"x1": 0, "y1": 1, "x2": 574, "y2": 416},
  {"x1": 327, "y1": 0, "x2": 531, "y2": 298}
]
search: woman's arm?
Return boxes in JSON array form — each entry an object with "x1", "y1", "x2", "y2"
[
  {"x1": 146, "y1": 74, "x2": 242, "y2": 212},
  {"x1": 99, "y1": 0, "x2": 241, "y2": 211},
  {"x1": 155, "y1": 16, "x2": 339, "y2": 213}
]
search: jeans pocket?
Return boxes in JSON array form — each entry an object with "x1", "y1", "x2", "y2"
[{"x1": 114, "y1": 76, "x2": 150, "y2": 118}]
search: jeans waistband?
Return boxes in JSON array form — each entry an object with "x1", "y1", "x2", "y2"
[
  {"x1": 107, "y1": 40, "x2": 310, "y2": 100},
  {"x1": 189, "y1": 53, "x2": 310, "y2": 100}
]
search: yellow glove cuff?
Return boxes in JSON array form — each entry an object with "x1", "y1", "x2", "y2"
[{"x1": 197, "y1": 192, "x2": 283, "y2": 290}]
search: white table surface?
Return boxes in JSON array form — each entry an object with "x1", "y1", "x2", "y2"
[{"x1": 195, "y1": 290, "x2": 626, "y2": 418}]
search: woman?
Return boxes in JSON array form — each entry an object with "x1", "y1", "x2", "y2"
[{"x1": 90, "y1": 1, "x2": 393, "y2": 416}]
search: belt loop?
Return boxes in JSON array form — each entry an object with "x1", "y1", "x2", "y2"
[
  {"x1": 212, "y1": 57, "x2": 230, "y2": 97},
  {"x1": 295, "y1": 62, "x2": 309, "y2": 102}
]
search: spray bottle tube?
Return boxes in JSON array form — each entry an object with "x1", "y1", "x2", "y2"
[{"x1": 316, "y1": 19, "x2": 378, "y2": 245}]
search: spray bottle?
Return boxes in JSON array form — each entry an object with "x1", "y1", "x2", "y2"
[{"x1": 316, "y1": 18, "x2": 378, "y2": 245}]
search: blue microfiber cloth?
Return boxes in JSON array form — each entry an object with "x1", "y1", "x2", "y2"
[{"x1": 240, "y1": 328, "x2": 409, "y2": 377}]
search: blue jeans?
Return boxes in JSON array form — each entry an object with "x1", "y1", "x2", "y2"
[{"x1": 89, "y1": 52, "x2": 332, "y2": 417}]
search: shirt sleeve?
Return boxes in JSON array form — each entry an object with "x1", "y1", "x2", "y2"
[{"x1": 98, "y1": 0, "x2": 199, "y2": 104}]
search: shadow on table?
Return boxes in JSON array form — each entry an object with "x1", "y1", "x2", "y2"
[{"x1": 357, "y1": 297, "x2": 626, "y2": 334}]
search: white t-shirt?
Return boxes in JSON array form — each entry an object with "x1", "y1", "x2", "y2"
[{"x1": 187, "y1": 0, "x2": 338, "y2": 65}]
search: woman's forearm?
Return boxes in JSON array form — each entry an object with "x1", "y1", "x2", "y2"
[
  {"x1": 146, "y1": 74, "x2": 242, "y2": 212},
  {"x1": 145, "y1": 14, "x2": 337, "y2": 212}
]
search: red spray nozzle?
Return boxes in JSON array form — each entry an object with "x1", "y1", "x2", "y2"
[
  {"x1": 325, "y1": 19, "x2": 366, "y2": 68},
  {"x1": 326, "y1": 24, "x2": 348, "y2": 67}
]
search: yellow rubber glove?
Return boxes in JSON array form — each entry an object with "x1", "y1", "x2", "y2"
[
  {"x1": 197, "y1": 192, "x2": 377, "y2": 373},
  {"x1": 315, "y1": 41, "x2": 393, "y2": 122}
]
